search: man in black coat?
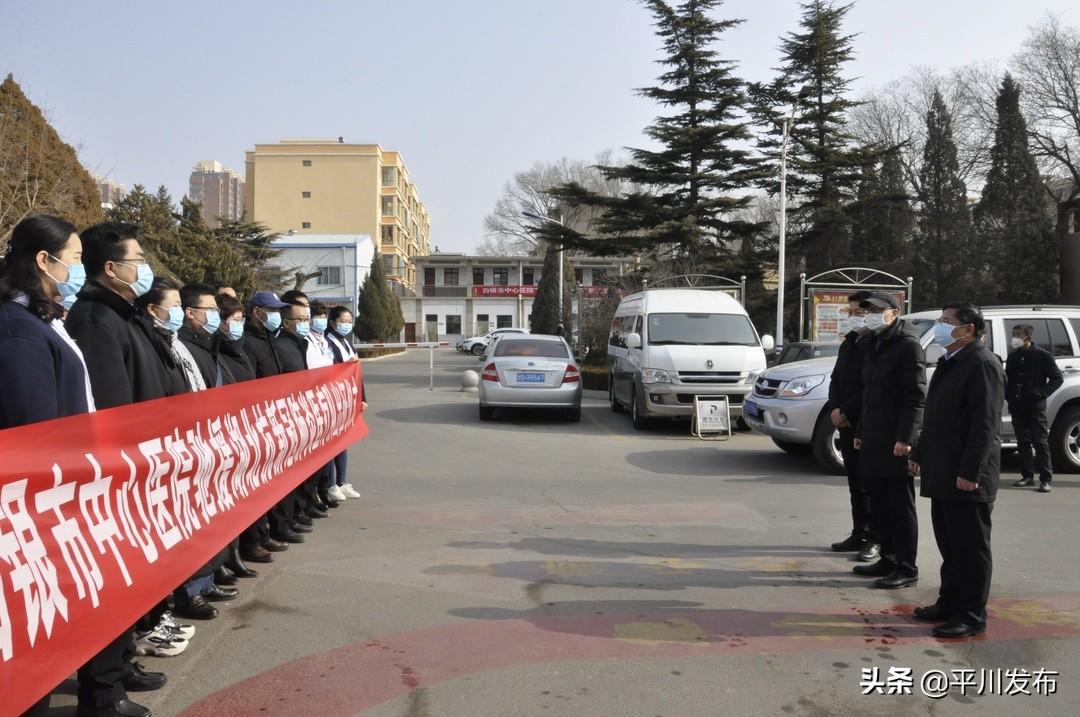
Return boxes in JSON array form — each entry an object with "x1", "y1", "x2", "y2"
[
  {"x1": 853, "y1": 292, "x2": 926, "y2": 589},
  {"x1": 178, "y1": 283, "x2": 233, "y2": 388},
  {"x1": 910, "y1": 303, "x2": 1004, "y2": 638},
  {"x1": 1006, "y1": 324, "x2": 1064, "y2": 492},
  {"x1": 826, "y1": 291, "x2": 877, "y2": 560}
]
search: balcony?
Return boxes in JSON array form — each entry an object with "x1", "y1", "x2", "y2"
[
  {"x1": 472, "y1": 285, "x2": 538, "y2": 298},
  {"x1": 422, "y1": 285, "x2": 469, "y2": 297}
]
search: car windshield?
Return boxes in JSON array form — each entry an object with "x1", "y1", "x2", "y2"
[
  {"x1": 647, "y1": 313, "x2": 759, "y2": 346},
  {"x1": 904, "y1": 317, "x2": 937, "y2": 341},
  {"x1": 494, "y1": 339, "x2": 569, "y2": 358}
]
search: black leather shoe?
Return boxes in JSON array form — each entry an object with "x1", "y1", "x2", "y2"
[
  {"x1": 294, "y1": 513, "x2": 314, "y2": 526},
  {"x1": 856, "y1": 543, "x2": 880, "y2": 562},
  {"x1": 241, "y1": 544, "x2": 274, "y2": 563},
  {"x1": 874, "y1": 571, "x2": 918, "y2": 589},
  {"x1": 312, "y1": 499, "x2": 330, "y2": 512},
  {"x1": 272, "y1": 530, "x2": 306, "y2": 544},
  {"x1": 1038, "y1": 481, "x2": 1052, "y2": 493},
  {"x1": 226, "y1": 551, "x2": 260, "y2": 577},
  {"x1": 853, "y1": 558, "x2": 894, "y2": 577},
  {"x1": 322, "y1": 497, "x2": 340, "y2": 509},
  {"x1": 290, "y1": 522, "x2": 314, "y2": 534},
  {"x1": 76, "y1": 698, "x2": 152, "y2": 717},
  {"x1": 204, "y1": 584, "x2": 239, "y2": 602},
  {"x1": 214, "y1": 566, "x2": 238, "y2": 585},
  {"x1": 1014, "y1": 476, "x2": 1035, "y2": 487},
  {"x1": 830, "y1": 534, "x2": 864, "y2": 552},
  {"x1": 124, "y1": 662, "x2": 167, "y2": 692},
  {"x1": 174, "y1": 595, "x2": 218, "y2": 620},
  {"x1": 306, "y1": 506, "x2": 329, "y2": 519},
  {"x1": 261, "y1": 537, "x2": 289, "y2": 552},
  {"x1": 933, "y1": 620, "x2": 986, "y2": 638},
  {"x1": 912, "y1": 604, "x2": 950, "y2": 622}
]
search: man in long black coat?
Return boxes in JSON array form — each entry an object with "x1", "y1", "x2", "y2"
[
  {"x1": 1006, "y1": 324, "x2": 1063, "y2": 492},
  {"x1": 853, "y1": 292, "x2": 926, "y2": 589},
  {"x1": 910, "y1": 303, "x2": 1004, "y2": 638}
]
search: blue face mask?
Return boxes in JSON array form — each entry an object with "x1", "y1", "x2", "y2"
[
  {"x1": 293, "y1": 320, "x2": 311, "y2": 338},
  {"x1": 312, "y1": 317, "x2": 328, "y2": 333},
  {"x1": 335, "y1": 322, "x2": 353, "y2": 336},
  {"x1": 262, "y1": 310, "x2": 282, "y2": 332},
  {"x1": 117, "y1": 262, "x2": 154, "y2": 298},
  {"x1": 158, "y1": 305, "x2": 184, "y2": 334},
  {"x1": 228, "y1": 319, "x2": 245, "y2": 341},
  {"x1": 46, "y1": 255, "x2": 86, "y2": 298},
  {"x1": 933, "y1": 322, "x2": 958, "y2": 346},
  {"x1": 200, "y1": 309, "x2": 221, "y2": 335},
  {"x1": 61, "y1": 294, "x2": 78, "y2": 311}
]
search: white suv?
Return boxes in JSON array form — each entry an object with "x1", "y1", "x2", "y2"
[
  {"x1": 743, "y1": 306, "x2": 1080, "y2": 475},
  {"x1": 460, "y1": 328, "x2": 527, "y2": 355}
]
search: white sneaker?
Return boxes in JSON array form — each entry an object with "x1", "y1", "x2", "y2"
[
  {"x1": 160, "y1": 611, "x2": 196, "y2": 640},
  {"x1": 134, "y1": 625, "x2": 188, "y2": 657},
  {"x1": 340, "y1": 484, "x2": 361, "y2": 499},
  {"x1": 328, "y1": 484, "x2": 347, "y2": 502}
]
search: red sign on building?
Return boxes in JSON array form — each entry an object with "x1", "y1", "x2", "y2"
[{"x1": 472, "y1": 285, "x2": 538, "y2": 298}]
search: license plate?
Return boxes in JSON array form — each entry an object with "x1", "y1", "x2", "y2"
[
  {"x1": 743, "y1": 399, "x2": 760, "y2": 419},
  {"x1": 516, "y1": 372, "x2": 545, "y2": 383}
]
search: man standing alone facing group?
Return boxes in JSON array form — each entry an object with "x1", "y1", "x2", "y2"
[{"x1": 1006, "y1": 324, "x2": 1063, "y2": 493}]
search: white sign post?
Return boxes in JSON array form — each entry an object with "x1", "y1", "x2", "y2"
[{"x1": 691, "y1": 396, "x2": 732, "y2": 441}]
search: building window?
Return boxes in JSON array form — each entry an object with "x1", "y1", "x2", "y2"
[
  {"x1": 522, "y1": 268, "x2": 535, "y2": 285},
  {"x1": 381, "y1": 197, "x2": 395, "y2": 216},
  {"x1": 497, "y1": 314, "x2": 513, "y2": 329},
  {"x1": 476, "y1": 313, "x2": 490, "y2": 334},
  {"x1": 382, "y1": 166, "x2": 397, "y2": 186},
  {"x1": 302, "y1": 160, "x2": 312, "y2": 167},
  {"x1": 302, "y1": 191, "x2": 312, "y2": 199},
  {"x1": 492, "y1": 267, "x2": 509, "y2": 285},
  {"x1": 381, "y1": 225, "x2": 395, "y2": 244},
  {"x1": 424, "y1": 268, "x2": 435, "y2": 286},
  {"x1": 383, "y1": 255, "x2": 396, "y2": 275},
  {"x1": 446, "y1": 315, "x2": 462, "y2": 335},
  {"x1": 317, "y1": 266, "x2": 341, "y2": 285},
  {"x1": 592, "y1": 268, "x2": 606, "y2": 284},
  {"x1": 301, "y1": 222, "x2": 311, "y2": 229},
  {"x1": 472, "y1": 267, "x2": 485, "y2": 285},
  {"x1": 444, "y1": 268, "x2": 459, "y2": 286}
]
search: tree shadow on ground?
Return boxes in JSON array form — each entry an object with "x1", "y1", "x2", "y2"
[
  {"x1": 624, "y1": 447, "x2": 842, "y2": 485},
  {"x1": 446, "y1": 537, "x2": 836, "y2": 560}
]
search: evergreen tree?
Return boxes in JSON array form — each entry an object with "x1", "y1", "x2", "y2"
[
  {"x1": 543, "y1": 0, "x2": 765, "y2": 270},
  {"x1": 753, "y1": 1, "x2": 882, "y2": 274},
  {"x1": 849, "y1": 150, "x2": 914, "y2": 270},
  {"x1": 974, "y1": 75, "x2": 1059, "y2": 304},
  {"x1": 214, "y1": 217, "x2": 288, "y2": 294},
  {"x1": 356, "y1": 249, "x2": 403, "y2": 341},
  {"x1": 913, "y1": 91, "x2": 977, "y2": 308},
  {"x1": 0, "y1": 74, "x2": 103, "y2": 244},
  {"x1": 529, "y1": 245, "x2": 563, "y2": 334}
]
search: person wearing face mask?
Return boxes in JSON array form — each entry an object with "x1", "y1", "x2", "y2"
[
  {"x1": 324, "y1": 306, "x2": 366, "y2": 502},
  {"x1": 214, "y1": 293, "x2": 255, "y2": 383},
  {"x1": 131, "y1": 278, "x2": 190, "y2": 397},
  {"x1": 909, "y1": 303, "x2": 1004, "y2": 638},
  {"x1": 306, "y1": 301, "x2": 336, "y2": 368},
  {"x1": 1005, "y1": 324, "x2": 1063, "y2": 493},
  {"x1": 825, "y1": 291, "x2": 878, "y2": 562},
  {"x1": 178, "y1": 283, "x2": 235, "y2": 388},
  {"x1": 852, "y1": 292, "x2": 926, "y2": 590}
]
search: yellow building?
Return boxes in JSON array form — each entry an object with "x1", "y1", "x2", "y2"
[{"x1": 244, "y1": 140, "x2": 431, "y2": 290}]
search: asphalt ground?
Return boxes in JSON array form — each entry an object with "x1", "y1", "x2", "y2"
[{"x1": 48, "y1": 349, "x2": 1080, "y2": 716}]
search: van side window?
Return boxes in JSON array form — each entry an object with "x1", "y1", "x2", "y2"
[
  {"x1": 1070, "y1": 319, "x2": 1080, "y2": 355},
  {"x1": 634, "y1": 315, "x2": 643, "y2": 336},
  {"x1": 609, "y1": 316, "x2": 628, "y2": 348},
  {"x1": 1048, "y1": 319, "x2": 1073, "y2": 357},
  {"x1": 1006, "y1": 318, "x2": 1056, "y2": 354}
]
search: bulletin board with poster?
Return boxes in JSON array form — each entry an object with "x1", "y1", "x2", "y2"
[
  {"x1": 799, "y1": 267, "x2": 913, "y2": 344},
  {"x1": 808, "y1": 288, "x2": 907, "y2": 343}
]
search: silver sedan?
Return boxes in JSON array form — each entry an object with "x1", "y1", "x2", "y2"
[{"x1": 478, "y1": 334, "x2": 583, "y2": 422}]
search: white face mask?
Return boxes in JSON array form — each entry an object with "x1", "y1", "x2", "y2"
[
  {"x1": 1010, "y1": 337, "x2": 1025, "y2": 350},
  {"x1": 864, "y1": 313, "x2": 886, "y2": 332},
  {"x1": 847, "y1": 315, "x2": 866, "y2": 332}
]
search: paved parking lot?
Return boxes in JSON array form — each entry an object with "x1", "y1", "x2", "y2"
[{"x1": 57, "y1": 349, "x2": 1080, "y2": 716}]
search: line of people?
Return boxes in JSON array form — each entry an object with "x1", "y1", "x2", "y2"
[
  {"x1": 827, "y1": 291, "x2": 1013, "y2": 639},
  {"x1": 0, "y1": 216, "x2": 365, "y2": 717}
]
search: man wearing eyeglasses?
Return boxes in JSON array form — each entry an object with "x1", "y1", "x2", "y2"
[{"x1": 909, "y1": 303, "x2": 1004, "y2": 638}]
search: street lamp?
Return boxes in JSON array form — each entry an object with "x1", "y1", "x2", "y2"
[
  {"x1": 776, "y1": 85, "x2": 815, "y2": 349},
  {"x1": 522, "y1": 210, "x2": 567, "y2": 321}
]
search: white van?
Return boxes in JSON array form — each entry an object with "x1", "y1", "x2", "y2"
[{"x1": 607, "y1": 289, "x2": 774, "y2": 428}]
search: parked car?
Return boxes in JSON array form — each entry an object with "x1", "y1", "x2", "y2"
[
  {"x1": 771, "y1": 341, "x2": 841, "y2": 366},
  {"x1": 460, "y1": 327, "x2": 527, "y2": 355},
  {"x1": 607, "y1": 288, "x2": 774, "y2": 429},
  {"x1": 743, "y1": 305, "x2": 1080, "y2": 475},
  {"x1": 478, "y1": 334, "x2": 583, "y2": 421}
]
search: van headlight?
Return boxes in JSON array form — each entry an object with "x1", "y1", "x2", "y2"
[
  {"x1": 642, "y1": 368, "x2": 673, "y2": 384},
  {"x1": 777, "y1": 374, "x2": 825, "y2": 398},
  {"x1": 745, "y1": 370, "x2": 762, "y2": 385}
]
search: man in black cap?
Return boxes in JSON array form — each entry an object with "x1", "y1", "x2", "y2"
[
  {"x1": 853, "y1": 292, "x2": 925, "y2": 589},
  {"x1": 826, "y1": 290, "x2": 878, "y2": 561},
  {"x1": 1006, "y1": 324, "x2": 1063, "y2": 493}
]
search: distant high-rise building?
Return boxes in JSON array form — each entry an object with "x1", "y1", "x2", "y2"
[
  {"x1": 93, "y1": 174, "x2": 126, "y2": 209},
  {"x1": 189, "y1": 160, "x2": 245, "y2": 228}
]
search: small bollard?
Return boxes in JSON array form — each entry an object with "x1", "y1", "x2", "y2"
[{"x1": 460, "y1": 370, "x2": 480, "y2": 393}]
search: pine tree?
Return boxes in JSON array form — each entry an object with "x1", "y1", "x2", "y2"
[
  {"x1": 544, "y1": 0, "x2": 765, "y2": 270},
  {"x1": 849, "y1": 150, "x2": 914, "y2": 270},
  {"x1": 0, "y1": 74, "x2": 103, "y2": 244},
  {"x1": 529, "y1": 246, "x2": 563, "y2": 334},
  {"x1": 753, "y1": 1, "x2": 882, "y2": 275},
  {"x1": 974, "y1": 75, "x2": 1059, "y2": 304},
  {"x1": 913, "y1": 91, "x2": 977, "y2": 308},
  {"x1": 356, "y1": 248, "x2": 403, "y2": 341},
  {"x1": 214, "y1": 217, "x2": 288, "y2": 294}
]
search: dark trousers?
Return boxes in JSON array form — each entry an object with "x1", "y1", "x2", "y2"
[
  {"x1": 839, "y1": 428, "x2": 873, "y2": 539},
  {"x1": 268, "y1": 496, "x2": 295, "y2": 536},
  {"x1": 931, "y1": 499, "x2": 994, "y2": 626},
  {"x1": 1013, "y1": 404, "x2": 1053, "y2": 482},
  {"x1": 240, "y1": 515, "x2": 269, "y2": 546},
  {"x1": 77, "y1": 629, "x2": 135, "y2": 707},
  {"x1": 864, "y1": 453, "x2": 918, "y2": 574}
]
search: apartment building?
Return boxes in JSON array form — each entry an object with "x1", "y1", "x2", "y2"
[
  {"x1": 244, "y1": 140, "x2": 431, "y2": 291},
  {"x1": 188, "y1": 160, "x2": 245, "y2": 228},
  {"x1": 405, "y1": 253, "x2": 634, "y2": 342},
  {"x1": 93, "y1": 174, "x2": 126, "y2": 209}
]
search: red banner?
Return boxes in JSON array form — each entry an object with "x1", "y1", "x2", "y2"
[
  {"x1": 471, "y1": 285, "x2": 537, "y2": 298},
  {"x1": 0, "y1": 362, "x2": 368, "y2": 714}
]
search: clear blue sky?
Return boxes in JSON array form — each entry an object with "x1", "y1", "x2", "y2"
[{"x1": 5, "y1": 0, "x2": 1077, "y2": 252}]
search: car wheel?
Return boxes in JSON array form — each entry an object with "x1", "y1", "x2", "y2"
[
  {"x1": 478, "y1": 404, "x2": 494, "y2": 421},
  {"x1": 609, "y1": 376, "x2": 624, "y2": 413},
  {"x1": 810, "y1": 410, "x2": 845, "y2": 475},
  {"x1": 630, "y1": 388, "x2": 649, "y2": 430},
  {"x1": 735, "y1": 416, "x2": 751, "y2": 432},
  {"x1": 772, "y1": 438, "x2": 812, "y2": 455},
  {"x1": 566, "y1": 404, "x2": 582, "y2": 422},
  {"x1": 1050, "y1": 404, "x2": 1080, "y2": 474},
  {"x1": 471, "y1": 344, "x2": 485, "y2": 356}
]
